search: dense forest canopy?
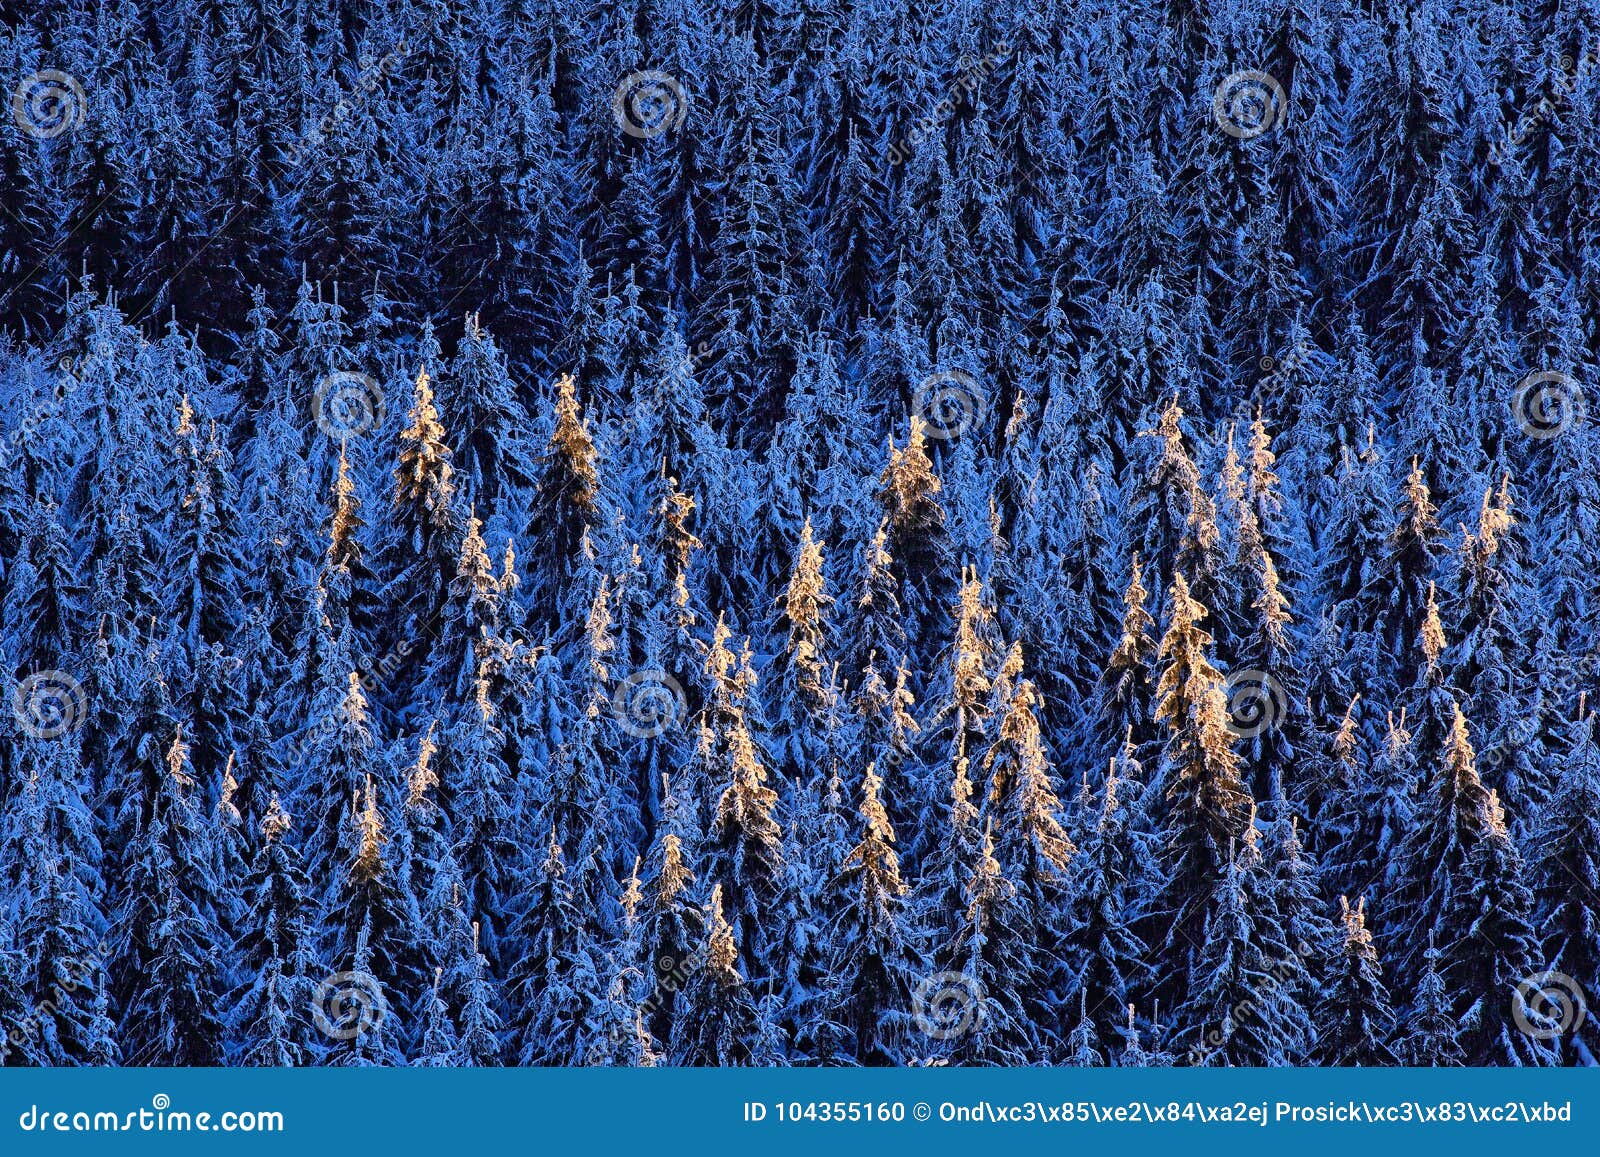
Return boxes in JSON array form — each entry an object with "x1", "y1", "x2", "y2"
[{"x1": 0, "y1": 0, "x2": 1597, "y2": 1067}]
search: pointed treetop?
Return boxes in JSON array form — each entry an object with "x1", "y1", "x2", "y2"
[
  {"x1": 863, "y1": 519, "x2": 895, "y2": 585},
  {"x1": 879, "y1": 415, "x2": 944, "y2": 528},
  {"x1": 408, "y1": 367, "x2": 445, "y2": 441},
  {"x1": 327, "y1": 441, "x2": 363, "y2": 570},
  {"x1": 407, "y1": 722, "x2": 440, "y2": 808},
  {"x1": 218, "y1": 753, "x2": 241, "y2": 824},
  {"x1": 1107, "y1": 551, "x2": 1157, "y2": 680},
  {"x1": 993, "y1": 638, "x2": 1025, "y2": 705},
  {"x1": 705, "y1": 884, "x2": 743, "y2": 982},
  {"x1": 353, "y1": 775, "x2": 387, "y2": 882},
  {"x1": 542, "y1": 827, "x2": 566, "y2": 882},
  {"x1": 1420, "y1": 581, "x2": 1445, "y2": 672},
  {"x1": 1221, "y1": 423, "x2": 1245, "y2": 507},
  {"x1": 1333, "y1": 696, "x2": 1361, "y2": 762},
  {"x1": 1335, "y1": 893, "x2": 1373, "y2": 948},
  {"x1": 1257, "y1": 544, "x2": 1289, "y2": 608},
  {"x1": 622, "y1": 856, "x2": 644, "y2": 929},
  {"x1": 987, "y1": 677, "x2": 1075, "y2": 876},
  {"x1": 500, "y1": 538, "x2": 519, "y2": 596},
  {"x1": 1399, "y1": 456, "x2": 1438, "y2": 538},
  {"x1": 1482, "y1": 788, "x2": 1509, "y2": 838},
  {"x1": 1384, "y1": 707, "x2": 1412, "y2": 754},
  {"x1": 659, "y1": 468, "x2": 703, "y2": 580},
  {"x1": 1124, "y1": 551, "x2": 1149, "y2": 611},
  {"x1": 544, "y1": 372, "x2": 598, "y2": 512},
  {"x1": 1442, "y1": 703, "x2": 1484, "y2": 807},
  {"x1": 1246, "y1": 413, "x2": 1279, "y2": 504},
  {"x1": 1475, "y1": 479, "x2": 1513, "y2": 554},
  {"x1": 1104, "y1": 737, "x2": 1130, "y2": 808},
  {"x1": 583, "y1": 572, "x2": 614, "y2": 685},
  {"x1": 341, "y1": 670, "x2": 369, "y2": 730},
  {"x1": 964, "y1": 817, "x2": 1014, "y2": 923},
  {"x1": 457, "y1": 505, "x2": 493, "y2": 584},
  {"x1": 261, "y1": 792, "x2": 292, "y2": 844},
  {"x1": 784, "y1": 519, "x2": 831, "y2": 627},
  {"x1": 859, "y1": 761, "x2": 895, "y2": 846},
  {"x1": 166, "y1": 727, "x2": 194, "y2": 791},
  {"x1": 394, "y1": 364, "x2": 456, "y2": 518}
]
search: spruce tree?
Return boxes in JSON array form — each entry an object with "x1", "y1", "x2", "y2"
[
  {"x1": 1384, "y1": 703, "x2": 1493, "y2": 984},
  {"x1": 389, "y1": 366, "x2": 461, "y2": 639},
  {"x1": 940, "y1": 824, "x2": 1041, "y2": 1065},
  {"x1": 1151, "y1": 574, "x2": 1254, "y2": 987},
  {"x1": 117, "y1": 731, "x2": 227, "y2": 1064},
  {"x1": 983, "y1": 678, "x2": 1074, "y2": 1001},
  {"x1": 226, "y1": 794, "x2": 318, "y2": 1066},
  {"x1": 1067, "y1": 752, "x2": 1154, "y2": 1044},
  {"x1": 528, "y1": 373, "x2": 599, "y2": 625},
  {"x1": 638, "y1": 777, "x2": 704, "y2": 1050},
  {"x1": 1396, "y1": 936, "x2": 1464, "y2": 1067},
  {"x1": 505, "y1": 832, "x2": 595, "y2": 1065},
  {"x1": 1535, "y1": 707, "x2": 1600, "y2": 1064},
  {"x1": 673, "y1": 886, "x2": 761, "y2": 1066},
  {"x1": 818, "y1": 764, "x2": 924, "y2": 1064},
  {"x1": 1441, "y1": 792, "x2": 1554, "y2": 1066},
  {"x1": 1098, "y1": 552, "x2": 1159, "y2": 758},
  {"x1": 875, "y1": 417, "x2": 954, "y2": 645},
  {"x1": 1315, "y1": 897, "x2": 1397, "y2": 1066},
  {"x1": 326, "y1": 777, "x2": 427, "y2": 1062}
]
